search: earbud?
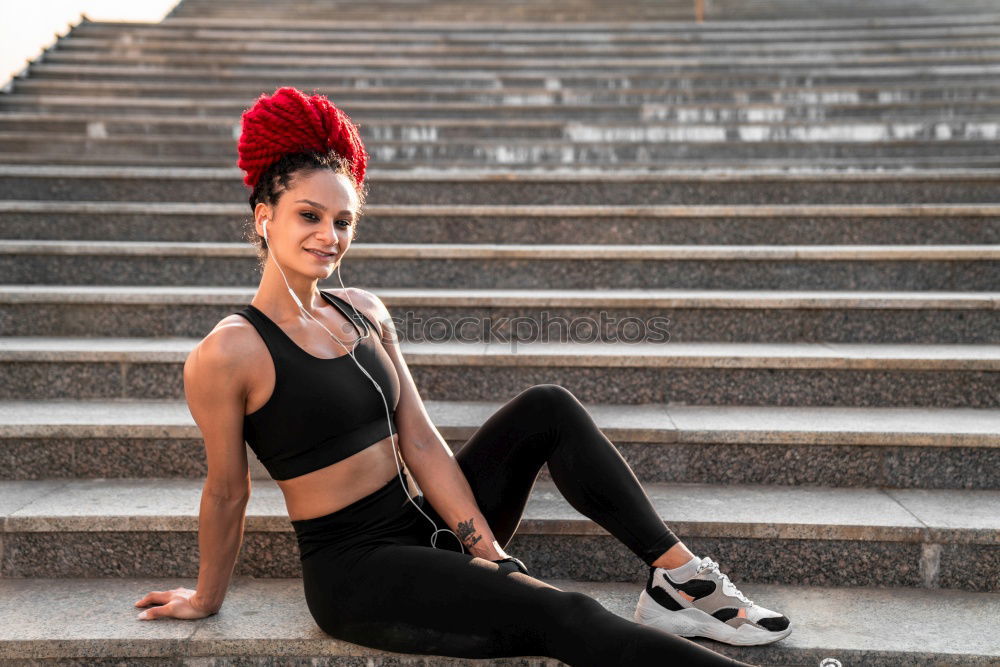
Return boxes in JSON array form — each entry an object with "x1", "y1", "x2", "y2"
[{"x1": 261, "y1": 216, "x2": 303, "y2": 307}]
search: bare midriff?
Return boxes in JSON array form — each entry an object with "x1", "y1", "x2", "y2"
[{"x1": 274, "y1": 435, "x2": 404, "y2": 521}]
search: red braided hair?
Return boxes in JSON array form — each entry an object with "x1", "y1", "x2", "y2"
[{"x1": 237, "y1": 86, "x2": 369, "y2": 190}]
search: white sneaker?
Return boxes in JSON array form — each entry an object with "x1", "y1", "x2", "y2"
[{"x1": 634, "y1": 556, "x2": 792, "y2": 646}]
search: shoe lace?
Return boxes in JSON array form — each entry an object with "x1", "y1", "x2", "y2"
[{"x1": 696, "y1": 557, "x2": 754, "y2": 607}]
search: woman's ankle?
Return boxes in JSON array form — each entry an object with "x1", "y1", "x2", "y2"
[{"x1": 651, "y1": 542, "x2": 697, "y2": 570}]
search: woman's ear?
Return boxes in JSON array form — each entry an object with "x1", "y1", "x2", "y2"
[
  {"x1": 253, "y1": 205, "x2": 271, "y2": 236},
  {"x1": 255, "y1": 208, "x2": 272, "y2": 240}
]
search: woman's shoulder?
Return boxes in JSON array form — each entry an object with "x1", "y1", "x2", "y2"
[{"x1": 188, "y1": 312, "x2": 268, "y2": 377}]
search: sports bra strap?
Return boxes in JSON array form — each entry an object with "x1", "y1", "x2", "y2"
[{"x1": 234, "y1": 305, "x2": 296, "y2": 369}]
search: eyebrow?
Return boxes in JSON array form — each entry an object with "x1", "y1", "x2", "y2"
[{"x1": 294, "y1": 199, "x2": 356, "y2": 216}]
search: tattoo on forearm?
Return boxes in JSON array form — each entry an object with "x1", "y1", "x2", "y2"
[{"x1": 457, "y1": 518, "x2": 483, "y2": 550}]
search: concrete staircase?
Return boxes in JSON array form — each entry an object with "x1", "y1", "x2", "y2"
[{"x1": 1, "y1": 0, "x2": 998, "y2": 664}]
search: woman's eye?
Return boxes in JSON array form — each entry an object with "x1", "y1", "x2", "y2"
[{"x1": 301, "y1": 212, "x2": 351, "y2": 227}]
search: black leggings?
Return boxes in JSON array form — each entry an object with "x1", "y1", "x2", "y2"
[{"x1": 291, "y1": 384, "x2": 753, "y2": 666}]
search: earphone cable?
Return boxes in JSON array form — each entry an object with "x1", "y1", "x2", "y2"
[{"x1": 261, "y1": 217, "x2": 465, "y2": 554}]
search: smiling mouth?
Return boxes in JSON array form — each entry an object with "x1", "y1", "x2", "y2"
[{"x1": 306, "y1": 249, "x2": 337, "y2": 260}]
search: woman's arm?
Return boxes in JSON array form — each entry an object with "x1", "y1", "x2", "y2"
[
  {"x1": 136, "y1": 322, "x2": 255, "y2": 619},
  {"x1": 350, "y1": 289, "x2": 508, "y2": 560},
  {"x1": 138, "y1": 489, "x2": 249, "y2": 619},
  {"x1": 184, "y1": 324, "x2": 255, "y2": 612},
  {"x1": 401, "y1": 429, "x2": 507, "y2": 560},
  {"x1": 191, "y1": 486, "x2": 250, "y2": 613}
]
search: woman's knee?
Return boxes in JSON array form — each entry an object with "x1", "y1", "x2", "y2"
[
  {"x1": 518, "y1": 383, "x2": 583, "y2": 417},
  {"x1": 543, "y1": 590, "x2": 613, "y2": 631}
]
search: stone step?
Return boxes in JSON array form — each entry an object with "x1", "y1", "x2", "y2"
[
  {"x1": 69, "y1": 19, "x2": 1000, "y2": 38},
  {"x1": 1, "y1": 476, "x2": 997, "y2": 591},
  {"x1": 12, "y1": 79, "x2": 1000, "y2": 105},
  {"x1": 167, "y1": 9, "x2": 1000, "y2": 22},
  {"x1": 24, "y1": 61, "x2": 1000, "y2": 89},
  {"x1": 48, "y1": 22, "x2": 997, "y2": 55},
  {"x1": 57, "y1": 34, "x2": 1000, "y2": 57},
  {"x1": 11, "y1": 92, "x2": 1000, "y2": 124},
  {"x1": 2, "y1": 240, "x2": 996, "y2": 290},
  {"x1": 2, "y1": 165, "x2": 996, "y2": 204},
  {"x1": 1, "y1": 285, "x2": 997, "y2": 344},
  {"x1": 1, "y1": 337, "x2": 997, "y2": 407},
  {"x1": 2, "y1": 132, "x2": 997, "y2": 167},
  {"x1": 159, "y1": 7, "x2": 832, "y2": 20},
  {"x1": 43, "y1": 44, "x2": 1000, "y2": 68},
  {"x1": 4, "y1": 114, "x2": 999, "y2": 147},
  {"x1": 7, "y1": 150, "x2": 996, "y2": 171},
  {"x1": 3, "y1": 397, "x2": 997, "y2": 488},
  {"x1": 1, "y1": 577, "x2": 997, "y2": 665},
  {"x1": 152, "y1": 11, "x2": 1000, "y2": 29},
  {"x1": 7, "y1": 108, "x2": 1000, "y2": 134},
  {"x1": 160, "y1": 2, "x2": 1000, "y2": 21},
  {"x1": 5, "y1": 135, "x2": 1000, "y2": 167},
  {"x1": 3, "y1": 200, "x2": 998, "y2": 246},
  {"x1": 66, "y1": 20, "x2": 1000, "y2": 47}
]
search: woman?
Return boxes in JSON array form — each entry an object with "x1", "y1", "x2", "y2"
[{"x1": 134, "y1": 87, "x2": 788, "y2": 666}]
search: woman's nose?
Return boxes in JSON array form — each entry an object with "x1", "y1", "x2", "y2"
[{"x1": 315, "y1": 219, "x2": 338, "y2": 244}]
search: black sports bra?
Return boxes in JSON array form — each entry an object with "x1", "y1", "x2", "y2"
[{"x1": 233, "y1": 290, "x2": 401, "y2": 481}]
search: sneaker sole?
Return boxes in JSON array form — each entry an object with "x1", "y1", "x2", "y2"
[{"x1": 634, "y1": 589, "x2": 792, "y2": 646}]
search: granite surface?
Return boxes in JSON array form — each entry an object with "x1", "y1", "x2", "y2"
[
  {"x1": 3, "y1": 168, "x2": 999, "y2": 205},
  {"x1": 5, "y1": 344, "x2": 998, "y2": 407},
  {"x1": 1, "y1": 576, "x2": 997, "y2": 665},
  {"x1": 4, "y1": 399, "x2": 997, "y2": 486},
  {"x1": 378, "y1": 306, "x2": 1000, "y2": 345},
  {"x1": 4, "y1": 252, "x2": 998, "y2": 291},
  {"x1": 5, "y1": 301, "x2": 997, "y2": 344},
  {"x1": 2, "y1": 478, "x2": 997, "y2": 588},
  {"x1": 2, "y1": 207, "x2": 997, "y2": 246},
  {"x1": 4, "y1": 399, "x2": 999, "y2": 445}
]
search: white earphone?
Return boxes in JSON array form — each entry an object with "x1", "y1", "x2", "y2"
[{"x1": 260, "y1": 215, "x2": 464, "y2": 553}]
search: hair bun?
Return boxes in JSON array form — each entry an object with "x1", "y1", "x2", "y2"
[{"x1": 237, "y1": 86, "x2": 369, "y2": 190}]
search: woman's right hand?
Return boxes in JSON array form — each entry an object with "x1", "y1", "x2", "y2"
[{"x1": 135, "y1": 587, "x2": 217, "y2": 620}]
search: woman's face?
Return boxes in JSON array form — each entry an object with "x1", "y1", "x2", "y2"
[{"x1": 256, "y1": 169, "x2": 359, "y2": 278}]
